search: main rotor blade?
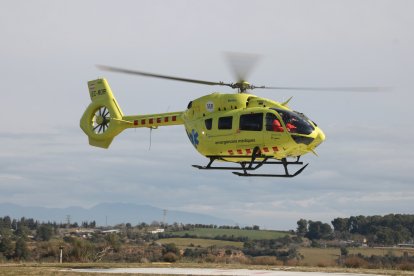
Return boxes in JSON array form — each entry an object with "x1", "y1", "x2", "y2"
[
  {"x1": 225, "y1": 52, "x2": 261, "y2": 82},
  {"x1": 251, "y1": 85, "x2": 390, "y2": 92},
  {"x1": 97, "y1": 65, "x2": 232, "y2": 87}
]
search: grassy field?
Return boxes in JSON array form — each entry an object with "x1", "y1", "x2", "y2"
[
  {"x1": 1, "y1": 262, "x2": 414, "y2": 276},
  {"x1": 299, "y1": 247, "x2": 414, "y2": 267},
  {"x1": 1, "y1": 246, "x2": 413, "y2": 275},
  {"x1": 169, "y1": 228, "x2": 289, "y2": 240},
  {"x1": 157, "y1": 237, "x2": 244, "y2": 249}
]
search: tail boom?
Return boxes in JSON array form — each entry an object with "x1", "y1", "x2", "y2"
[
  {"x1": 80, "y1": 78, "x2": 183, "y2": 148},
  {"x1": 123, "y1": 112, "x2": 183, "y2": 128}
]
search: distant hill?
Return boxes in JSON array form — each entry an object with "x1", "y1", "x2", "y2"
[{"x1": 0, "y1": 202, "x2": 236, "y2": 226}]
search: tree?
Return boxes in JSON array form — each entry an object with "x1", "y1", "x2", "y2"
[
  {"x1": 348, "y1": 215, "x2": 368, "y2": 234},
  {"x1": 320, "y1": 223, "x2": 333, "y2": 239},
  {"x1": 296, "y1": 219, "x2": 308, "y2": 236},
  {"x1": 305, "y1": 221, "x2": 332, "y2": 240},
  {"x1": 25, "y1": 218, "x2": 38, "y2": 230},
  {"x1": 331, "y1": 218, "x2": 349, "y2": 233},
  {"x1": 36, "y1": 224, "x2": 53, "y2": 241},
  {"x1": 0, "y1": 228, "x2": 14, "y2": 259},
  {"x1": 14, "y1": 237, "x2": 29, "y2": 260},
  {"x1": 340, "y1": 246, "x2": 349, "y2": 256},
  {"x1": 0, "y1": 216, "x2": 12, "y2": 229},
  {"x1": 15, "y1": 222, "x2": 29, "y2": 238}
]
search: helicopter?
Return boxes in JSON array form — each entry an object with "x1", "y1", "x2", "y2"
[{"x1": 80, "y1": 58, "x2": 377, "y2": 177}]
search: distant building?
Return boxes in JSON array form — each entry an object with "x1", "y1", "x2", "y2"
[
  {"x1": 102, "y1": 229, "x2": 120, "y2": 234},
  {"x1": 398, "y1": 243, "x2": 414, "y2": 248},
  {"x1": 150, "y1": 228, "x2": 165, "y2": 234}
]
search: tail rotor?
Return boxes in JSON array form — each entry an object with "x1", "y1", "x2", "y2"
[
  {"x1": 80, "y1": 79, "x2": 126, "y2": 148},
  {"x1": 92, "y1": 106, "x2": 111, "y2": 134}
]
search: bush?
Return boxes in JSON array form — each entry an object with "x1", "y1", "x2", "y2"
[
  {"x1": 398, "y1": 262, "x2": 414, "y2": 271},
  {"x1": 344, "y1": 255, "x2": 368, "y2": 268},
  {"x1": 33, "y1": 241, "x2": 61, "y2": 261},
  {"x1": 251, "y1": 256, "x2": 281, "y2": 265},
  {"x1": 183, "y1": 248, "x2": 208, "y2": 259},
  {"x1": 163, "y1": 243, "x2": 180, "y2": 255},
  {"x1": 67, "y1": 238, "x2": 96, "y2": 262},
  {"x1": 163, "y1": 252, "x2": 178, "y2": 262},
  {"x1": 340, "y1": 246, "x2": 349, "y2": 256}
]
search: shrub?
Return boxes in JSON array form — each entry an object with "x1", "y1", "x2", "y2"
[
  {"x1": 398, "y1": 262, "x2": 414, "y2": 271},
  {"x1": 251, "y1": 256, "x2": 281, "y2": 265},
  {"x1": 344, "y1": 255, "x2": 368, "y2": 268},
  {"x1": 163, "y1": 243, "x2": 180, "y2": 255},
  {"x1": 163, "y1": 252, "x2": 178, "y2": 262},
  {"x1": 340, "y1": 246, "x2": 349, "y2": 256}
]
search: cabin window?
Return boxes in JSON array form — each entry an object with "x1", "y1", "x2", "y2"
[
  {"x1": 239, "y1": 113, "x2": 263, "y2": 131},
  {"x1": 218, "y1": 116, "x2": 232, "y2": 130},
  {"x1": 204, "y1": 118, "x2": 212, "y2": 130},
  {"x1": 266, "y1": 113, "x2": 284, "y2": 132}
]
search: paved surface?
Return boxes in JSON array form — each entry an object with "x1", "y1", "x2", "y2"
[{"x1": 68, "y1": 267, "x2": 383, "y2": 275}]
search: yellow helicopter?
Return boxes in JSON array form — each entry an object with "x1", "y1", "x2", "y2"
[{"x1": 80, "y1": 60, "x2": 374, "y2": 177}]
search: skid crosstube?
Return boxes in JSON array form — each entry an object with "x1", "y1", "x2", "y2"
[
  {"x1": 232, "y1": 163, "x2": 308, "y2": 177},
  {"x1": 192, "y1": 147, "x2": 308, "y2": 177}
]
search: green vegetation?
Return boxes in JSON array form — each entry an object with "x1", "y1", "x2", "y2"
[
  {"x1": 157, "y1": 238, "x2": 244, "y2": 249},
  {"x1": 168, "y1": 228, "x2": 288, "y2": 241},
  {"x1": 297, "y1": 215, "x2": 414, "y2": 246},
  {"x1": 331, "y1": 214, "x2": 414, "y2": 245},
  {"x1": 299, "y1": 247, "x2": 414, "y2": 266},
  {"x1": 1, "y1": 215, "x2": 414, "y2": 271}
]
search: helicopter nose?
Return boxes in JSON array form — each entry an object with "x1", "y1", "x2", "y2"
[
  {"x1": 318, "y1": 128, "x2": 326, "y2": 142},
  {"x1": 313, "y1": 128, "x2": 326, "y2": 149}
]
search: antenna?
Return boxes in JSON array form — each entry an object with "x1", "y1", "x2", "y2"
[
  {"x1": 149, "y1": 126, "x2": 158, "y2": 151},
  {"x1": 149, "y1": 128, "x2": 152, "y2": 150}
]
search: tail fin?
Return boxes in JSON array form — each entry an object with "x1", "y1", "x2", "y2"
[{"x1": 80, "y1": 78, "x2": 127, "y2": 148}]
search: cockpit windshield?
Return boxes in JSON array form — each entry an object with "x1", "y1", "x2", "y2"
[{"x1": 272, "y1": 108, "x2": 315, "y2": 135}]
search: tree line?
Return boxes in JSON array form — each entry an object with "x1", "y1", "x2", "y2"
[{"x1": 297, "y1": 214, "x2": 414, "y2": 246}]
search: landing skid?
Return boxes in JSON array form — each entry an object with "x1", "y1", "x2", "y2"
[{"x1": 192, "y1": 147, "x2": 308, "y2": 177}]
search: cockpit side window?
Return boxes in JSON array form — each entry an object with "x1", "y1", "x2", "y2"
[
  {"x1": 239, "y1": 113, "x2": 263, "y2": 131},
  {"x1": 266, "y1": 113, "x2": 284, "y2": 132}
]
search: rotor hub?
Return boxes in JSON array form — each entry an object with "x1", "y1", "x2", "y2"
[
  {"x1": 232, "y1": 81, "x2": 251, "y2": 93},
  {"x1": 96, "y1": 116, "x2": 104, "y2": 125}
]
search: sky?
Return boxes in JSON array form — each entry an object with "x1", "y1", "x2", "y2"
[{"x1": 1, "y1": 0, "x2": 413, "y2": 230}]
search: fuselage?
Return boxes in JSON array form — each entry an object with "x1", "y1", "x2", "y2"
[{"x1": 182, "y1": 93, "x2": 325, "y2": 160}]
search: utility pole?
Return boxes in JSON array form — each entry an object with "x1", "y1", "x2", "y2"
[
  {"x1": 66, "y1": 215, "x2": 71, "y2": 228},
  {"x1": 59, "y1": 246, "x2": 64, "y2": 263},
  {"x1": 162, "y1": 209, "x2": 167, "y2": 227}
]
